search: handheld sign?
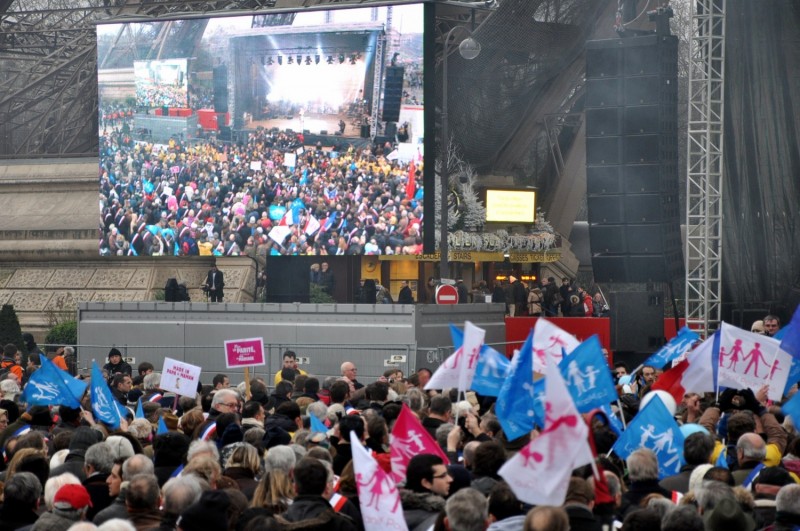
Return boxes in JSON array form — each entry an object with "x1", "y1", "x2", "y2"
[
  {"x1": 161, "y1": 358, "x2": 202, "y2": 395},
  {"x1": 224, "y1": 338, "x2": 266, "y2": 369}
]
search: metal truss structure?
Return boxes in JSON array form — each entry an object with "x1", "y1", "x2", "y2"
[{"x1": 685, "y1": 0, "x2": 726, "y2": 337}]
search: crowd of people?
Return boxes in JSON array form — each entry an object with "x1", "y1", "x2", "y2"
[
  {"x1": 480, "y1": 276, "x2": 608, "y2": 318},
  {"x1": 98, "y1": 120, "x2": 425, "y2": 258},
  {"x1": 1, "y1": 314, "x2": 799, "y2": 531}
]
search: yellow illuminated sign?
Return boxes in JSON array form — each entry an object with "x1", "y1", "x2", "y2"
[{"x1": 486, "y1": 189, "x2": 536, "y2": 223}]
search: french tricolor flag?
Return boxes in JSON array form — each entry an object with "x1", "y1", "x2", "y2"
[
  {"x1": 304, "y1": 214, "x2": 320, "y2": 237},
  {"x1": 199, "y1": 423, "x2": 217, "y2": 441},
  {"x1": 652, "y1": 332, "x2": 719, "y2": 404}
]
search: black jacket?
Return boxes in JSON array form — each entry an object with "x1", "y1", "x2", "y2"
[{"x1": 279, "y1": 495, "x2": 357, "y2": 531}]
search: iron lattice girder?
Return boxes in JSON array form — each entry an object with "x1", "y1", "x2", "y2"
[{"x1": 685, "y1": 0, "x2": 726, "y2": 337}]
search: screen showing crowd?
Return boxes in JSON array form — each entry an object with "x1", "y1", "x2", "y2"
[{"x1": 97, "y1": 4, "x2": 425, "y2": 257}]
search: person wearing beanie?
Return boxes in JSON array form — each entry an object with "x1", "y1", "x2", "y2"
[
  {"x1": 33, "y1": 483, "x2": 93, "y2": 530},
  {"x1": 50, "y1": 427, "x2": 105, "y2": 482},
  {"x1": 103, "y1": 348, "x2": 132, "y2": 380}
]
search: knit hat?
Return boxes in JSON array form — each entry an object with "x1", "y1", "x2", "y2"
[
  {"x1": 108, "y1": 348, "x2": 122, "y2": 359},
  {"x1": 53, "y1": 484, "x2": 93, "y2": 511},
  {"x1": 263, "y1": 426, "x2": 291, "y2": 450},
  {"x1": 178, "y1": 490, "x2": 230, "y2": 531}
]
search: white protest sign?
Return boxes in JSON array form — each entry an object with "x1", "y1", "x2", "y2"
[{"x1": 160, "y1": 358, "x2": 202, "y2": 396}]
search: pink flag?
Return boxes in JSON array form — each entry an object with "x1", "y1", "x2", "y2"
[
  {"x1": 424, "y1": 321, "x2": 485, "y2": 391},
  {"x1": 499, "y1": 349, "x2": 593, "y2": 506},
  {"x1": 390, "y1": 404, "x2": 449, "y2": 484},
  {"x1": 350, "y1": 432, "x2": 408, "y2": 531},
  {"x1": 532, "y1": 319, "x2": 581, "y2": 373}
]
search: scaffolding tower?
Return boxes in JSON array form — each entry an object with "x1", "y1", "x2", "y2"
[{"x1": 685, "y1": 0, "x2": 726, "y2": 337}]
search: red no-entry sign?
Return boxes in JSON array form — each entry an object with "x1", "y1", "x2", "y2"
[{"x1": 435, "y1": 284, "x2": 459, "y2": 304}]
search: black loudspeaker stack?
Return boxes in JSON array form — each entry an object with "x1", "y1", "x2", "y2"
[
  {"x1": 585, "y1": 35, "x2": 683, "y2": 283},
  {"x1": 213, "y1": 65, "x2": 228, "y2": 114},
  {"x1": 382, "y1": 66, "x2": 405, "y2": 123},
  {"x1": 610, "y1": 291, "x2": 666, "y2": 353}
]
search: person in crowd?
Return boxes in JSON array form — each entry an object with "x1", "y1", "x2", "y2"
[
  {"x1": 444, "y1": 488, "x2": 489, "y2": 531},
  {"x1": 510, "y1": 276, "x2": 526, "y2": 316},
  {"x1": 764, "y1": 315, "x2": 781, "y2": 336},
  {"x1": 562, "y1": 476, "x2": 602, "y2": 531},
  {"x1": 659, "y1": 431, "x2": 715, "y2": 494},
  {"x1": 275, "y1": 350, "x2": 308, "y2": 385},
  {"x1": 280, "y1": 457, "x2": 357, "y2": 531},
  {"x1": 398, "y1": 280, "x2": 415, "y2": 304},
  {"x1": 205, "y1": 264, "x2": 225, "y2": 302},
  {"x1": 103, "y1": 348, "x2": 132, "y2": 380},
  {"x1": 400, "y1": 454, "x2": 452, "y2": 531},
  {"x1": 340, "y1": 361, "x2": 363, "y2": 393}
]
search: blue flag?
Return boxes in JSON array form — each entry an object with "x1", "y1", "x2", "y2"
[
  {"x1": 21, "y1": 355, "x2": 87, "y2": 409},
  {"x1": 531, "y1": 377, "x2": 546, "y2": 429},
  {"x1": 782, "y1": 388, "x2": 800, "y2": 425},
  {"x1": 598, "y1": 403, "x2": 625, "y2": 436},
  {"x1": 450, "y1": 324, "x2": 464, "y2": 349},
  {"x1": 91, "y1": 362, "x2": 121, "y2": 429},
  {"x1": 135, "y1": 398, "x2": 144, "y2": 420},
  {"x1": 157, "y1": 416, "x2": 169, "y2": 435},
  {"x1": 612, "y1": 395, "x2": 685, "y2": 479},
  {"x1": 310, "y1": 415, "x2": 328, "y2": 434},
  {"x1": 643, "y1": 326, "x2": 700, "y2": 369},
  {"x1": 780, "y1": 305, "x2": 800, "y2": 359},
  {"x1": 496, "y1": 330, "x2": 535, "y2": 441},
  {"x1": 559, "y1": 335, "x2": 618, "y2": 413},
  {"x1": 471, "y1": 346, "x2": 512, "y2": 396}
]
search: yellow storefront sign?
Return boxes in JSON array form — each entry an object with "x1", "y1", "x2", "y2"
[{"x1": 379, "y1": 251, "x2": 561, "y2": 263}]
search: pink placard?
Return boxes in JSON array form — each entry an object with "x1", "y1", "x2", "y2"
[{"x1": 224, "y1": 337, "x2": 266, "y2": 368}]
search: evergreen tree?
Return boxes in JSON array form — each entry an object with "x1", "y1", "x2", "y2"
[{"x1": 0, "y1": 304, "x2": 24, "y2": 353}]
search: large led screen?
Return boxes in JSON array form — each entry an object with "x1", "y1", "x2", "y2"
[{"x1": 97, "y1": 4, "x2": 426, "y2": 257}]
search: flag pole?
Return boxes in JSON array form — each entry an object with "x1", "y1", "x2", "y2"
[{"x1": 615, "y1": 399, "x2": 627, "y2": 429}]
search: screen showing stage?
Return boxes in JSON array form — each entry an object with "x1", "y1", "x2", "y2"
[
  {"x1": 97, "y1": 4, "x2": 426, "y2": 258},
  {"x1": 134, "y1": 59, "x2": 189, "y2": 108}
]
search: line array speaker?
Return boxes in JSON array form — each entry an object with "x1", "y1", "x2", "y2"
[{"x1": 585, "y1": 35, "x2": 683, "y2": 283}]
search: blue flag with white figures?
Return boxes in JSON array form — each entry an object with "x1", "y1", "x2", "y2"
[
  {"x1": 779, "y1": 305, "x2": 800, "y2": 359},
  {"x1": 783, "y1": 359, "x2": 800, "y2": 396},
  {"x1": 21, "y1": 355, "x2": 86, "y2": 409},
  {"x1": 157, "y1": 416, "x2": 169, "y2": 435},
  {"x1": 496, "y1": 330, "x2": 536, "y2": 441},
  {"x1": 598, "y1": 403, "x2": 625, "y2": 436},
  {"x1": 135, "y1": 398, "x2": 145, "y2": 420},
  {"x1": 559, "y1": 335, "x2": 618, "y2": 413},
  {"x1": 643, "y1": 326, "x2": 700, "y2": 369},
  {"x1": 91, "y1": 362, "x2": 121, "y2": 429},
  {"x1": 471, "y1": 346, "x2": 512, "y2": 396},
  {"x1": 531, "y1": 377, "x2": 546, "y2": 429},
  {"x1": 612, "y1": 395, "x2": 685, "y2": 479}
]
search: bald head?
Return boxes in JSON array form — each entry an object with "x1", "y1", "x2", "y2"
[
  {"x1": 737, "y1": 432, "x2": 767, "y2": 463},
  {"x1": 341, "y1": 362, "x2": 357, "y2": 378}
]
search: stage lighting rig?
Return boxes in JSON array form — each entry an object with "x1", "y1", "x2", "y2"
[
  {"x1": 305, "y1": 56, "x2": 312, "y2": 65},
  {"x1": 278, "y1": 56, "x2": 283, "y2": 65},
  {"x1": 327, "y1": 55, "x2": 334, "y2": 64},
  {"x1": 315, "y1": 55, "x2": 321, "y2": 65},
  {"x1": 349, "y1": 54, "x2": 357, "y2": 65},
  {"x1": 287, "y1": 56, "x2": 293, "y2": 65},
  {"x1": 297, "y1": 55, "x2": 302, "y2": 65},
  {"x1": 338, "y1": 53, "x2": 345, "y2": 64},
  {"x1": 267, "y1": 57, "x2": 274, "y2": 66}
]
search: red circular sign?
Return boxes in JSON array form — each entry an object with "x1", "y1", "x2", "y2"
[{"x1": 435, "y1": 284, "x2": 459, "y2": 304}]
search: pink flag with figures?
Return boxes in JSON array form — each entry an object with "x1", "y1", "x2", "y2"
[
  {"x1": 532, "y1": 319, "x2": 581, "y2": 373},
  {"x1": 718, "y1": 322, "x2": 791, "y2": 400},
  {"x1": 351, "y1": 432, "x2": 408, "y2": 531},
  {"x1": 424, "y1": 321, "x2": 486, "y2": 391},
  {"x1": 390, "y1": 404, "x2": 449, "y2": 484},
  {"x1": 499, "y1": 349, "x2": 593, "y2": 506}
]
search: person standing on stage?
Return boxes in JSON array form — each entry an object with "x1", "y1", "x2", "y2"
[{"x1": 205, "y1": 264, "x2": 225, "y2": 302}]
